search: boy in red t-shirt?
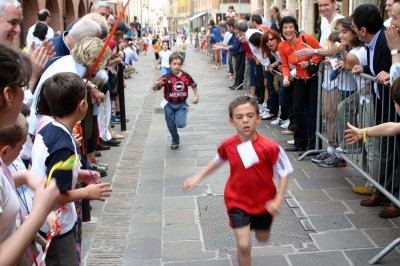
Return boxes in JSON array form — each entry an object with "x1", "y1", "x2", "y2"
[
  {"x1": 183, "y1": 96, "x2": 292, "y2": 266},
  {"x1": 152, "y1": 52, "x2": 199, "y2": 149}
]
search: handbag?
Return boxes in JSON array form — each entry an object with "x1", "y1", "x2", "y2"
[{"x1": 301, "y1": 35, "x2": 319, "y2": 76}]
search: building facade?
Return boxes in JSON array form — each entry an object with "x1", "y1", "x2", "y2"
[
  {"x1": 167, "y1": 0, "x2": 386, "y2": 35},
  {"x1": 17, "y1": 0, "x2": 137, "y2": 48}
]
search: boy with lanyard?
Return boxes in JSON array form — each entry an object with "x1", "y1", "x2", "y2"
[
  {"x1": 0, "y1": 114, "x2": 57, "y2": 265},
  {"x1": 153, "y1": 52, "x2": 199, "y2": 149},
  {"x1": 183, "y1": 96, "x2": 292, "y2": 266},
  {"x1": 30, "y1": 73, "x2": 112, "y2": 265}
]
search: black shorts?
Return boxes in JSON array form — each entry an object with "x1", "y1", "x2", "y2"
[{"x1": 228, "y1": 208, "x2": 272, "y2": 231}]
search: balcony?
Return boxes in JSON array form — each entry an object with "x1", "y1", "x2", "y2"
[{"x1": 221, "y1": 0, "x2": 250, "y2": 3}]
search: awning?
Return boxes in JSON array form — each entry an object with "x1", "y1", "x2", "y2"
[{"x1": 189, "y1": 11, "x2": 208, "y2": 21}]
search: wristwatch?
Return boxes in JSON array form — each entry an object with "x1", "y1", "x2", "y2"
[
  {"x1": 314, "y1": 49, "x2": 318, "y2": 55},
  {"x1": 391, "y1": 49, "x2": 400, "y2": 55}
]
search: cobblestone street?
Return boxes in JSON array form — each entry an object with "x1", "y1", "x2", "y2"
[{"x1": 81, "y1": 44, "x2": 400, "y2": 266}]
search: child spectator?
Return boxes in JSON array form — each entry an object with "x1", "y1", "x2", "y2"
[
  {"x1": 122, "y1": 35, "x2": 139, "y2": 79},
  {"x1": 153, "y1": 37, "x2": 161, "y2": 60},
  {"x1": 156, "y1": 40, "x2": 173, "y2": 76},
  {"x1": 0, "y1": 114, "x2": 58, "y2": 265},
  {"x1": 200, "y1": 30, "x2": 207, "y2": 54},
  {"x1": 30, "y1": 73, "x2": 112, "y2": 265},
  {"x1": 142, "y1": 32, "x2": 149, "y2": 55},
  {"x1": 152, "y1": 52, "x2": 199, "y2": 149},
  {"x1": 226, "y1": 5, "x2": 236, "y2": 19},
  {"x1": 178, "y1": 36, "x2": 187, "y2": 63},
  {"x1": 183, "y1": 96, "x2": 292, "y2": 266}
]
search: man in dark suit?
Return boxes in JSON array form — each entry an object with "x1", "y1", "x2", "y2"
[
  {"x1": 269, "y1": 5, "x2": 279, "y2": 32},
  {"x1": 352, "y1": 4, "x2": 400, "y2": 218}
]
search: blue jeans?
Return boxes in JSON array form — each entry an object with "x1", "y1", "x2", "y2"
[
  {"x1": 164, "y1": 102, "x2": 187, "y2": 143},
  {"x1": 179, "y1": 52, "x2": 186, "y2": 63},
  {"x1": 161, "y1": 66, "x2": 170, "y2": 76},
  {"x1": 222, "y1": 50, "x2": 227, "y2": 65}
]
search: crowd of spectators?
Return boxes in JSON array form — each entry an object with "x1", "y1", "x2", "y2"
[{"x1": 186, "y1": 0, "x2": 400, "y2": 219}]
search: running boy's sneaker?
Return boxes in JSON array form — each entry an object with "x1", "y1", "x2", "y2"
[
  {"x1": 171, "y1": 142, "x2": 180, "y2": 149},
  {"x1": 211, "y1": 65, "x2": 218, "y2": 69},
  {"x1": 311, "y1": 151, "x2": 331, "y2": 163},
  {"x1": 318, "y1": 154, "x2": 347, "y2": 168}
]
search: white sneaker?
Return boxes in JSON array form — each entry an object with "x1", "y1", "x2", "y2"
[
  {"x1": 211, "y1": 65, "x2": 218, "y2": 69},
  {"x1": 287, "y1": 139, "x2": 295, "y2": 145},
  {"x1": 261, "y1": 112, "x2": 271, "y2": 120},
  {"x1": 281, "y1": 120, "x2": 290, "y2": 129},
  {"x1": 271, "y1": 118, "x2": 282, "y2": 125}
]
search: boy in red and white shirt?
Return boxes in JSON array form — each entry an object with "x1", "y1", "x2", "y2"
[
  {"x1": 152, "y1": 52, "x2": 199, "y2": 149},
  {"x1": 183, "y1": 96, "x2": 292, "y2": 266}
]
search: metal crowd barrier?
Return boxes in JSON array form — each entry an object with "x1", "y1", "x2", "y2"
[{"x1": 298, "y1": 61, "x2": 399, "y2": 264}]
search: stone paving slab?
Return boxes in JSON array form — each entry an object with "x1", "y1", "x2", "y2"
[
  {"x1": 344, "y1": 248, "x2": 400, "y2": 266},
  {"x1": 311, "y1": 230, "x2": 374, "y2": 250},
  {"x1": 162, "y1": 241, "x2": 216, "y2": 261},
  {"x1": 164, "y1": 260, "x2": 231, "y2": 266},
  {"x1": 300, "y1": 201, "x2": 350, "y2": 215},
  {"x1": 308, "y1": 214, "x2": 353, "y2": 232},
  {"x1": 288, "y1": 251, "x2": 351, "y2": 266}
]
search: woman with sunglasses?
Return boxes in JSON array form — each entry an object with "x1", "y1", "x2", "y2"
[
  {"x1": 261, "y1": 30, "x2": 295, "y2": 128},
  {"x1": 278, "y1": 16, "x2": 323, "y2": 152}
]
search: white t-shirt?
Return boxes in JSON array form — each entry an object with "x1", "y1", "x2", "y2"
[
  {"x1": 26, "y1": 22, "x2": 55, "y2": 53},
  {"x1": 226, "y1": 11, "x2": 236, "y2": 19},
  {"x1": 27, "y1": 55, "x2": 87, "y2": 135},
  {"x1": 0, "y1": 160, "x2": 19, "y2": 243},
  {"x1": 319, "y1": 14, "x2": 345, "y2": 49},
  {"x1": 222, "y1": 31, "x2": 233, "y2": 45},
  {"x1": 9, "y1": 157, "x2": 34, "y2": 220},
  {"x1": 159, "y1": 50, "x2": 173, "y2": 68},
  {"x1": 30, "y1": 121, "x2": 79, "y2": 235},
  {"x1": 338, "y1": 46, "x2": 367, "y2": 92}
]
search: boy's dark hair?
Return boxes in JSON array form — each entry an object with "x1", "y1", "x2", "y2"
[
  {"x1": 20, "y1": 103, "x2": 31, "y2": 117},
  {"x1": 42, "y1": 73, "x2": 86, "y2": 117},
  {"x1": 33, "y1": 22, "x2": 48, "y2": 41},
  {"x1": 245, "y1": 14, "x2": 251, "y2": 21},
  {"x1": 210, "y1": 19, "x2": 215, "y2": 26},
  {"x1": 0, "y1": 44, "x2": 32, "y2": 111},
  {"x1": 36, "y1": 84, "x2": 52, "y2": 116},
  {"x1": 228, "y1": 96, "x2": 259, "y2": 118},
  {"x1": 391, "y1": 78, "x2": 400, "y2": 105},
  {"x1": 328, "y1": 30, "x2": 340, "y2": 44},
  {"x1": 169, "y1": 52, "x2": 184, "y2": 64},
  {"x1": 251, "y1": 14, "x2": 262, "y2": 25},
  {"x1": 351, "y1": 4, "x2": 382, "y2": 34},
  {"x1": 227, "y1": 18, "x2": 235, "y2": 28},
  {"x1": 249, "y1": 32, "x2": 262, "y2": 47},
  {"x1": 279, "y1": 16, "x2": 299, "y2": 39},
  {"x1": 162, "y1": 40, "x2": 169, "y2": 47},
  {"x1": 0, "y1": 113, "x2": 28, "y2": 148}
]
